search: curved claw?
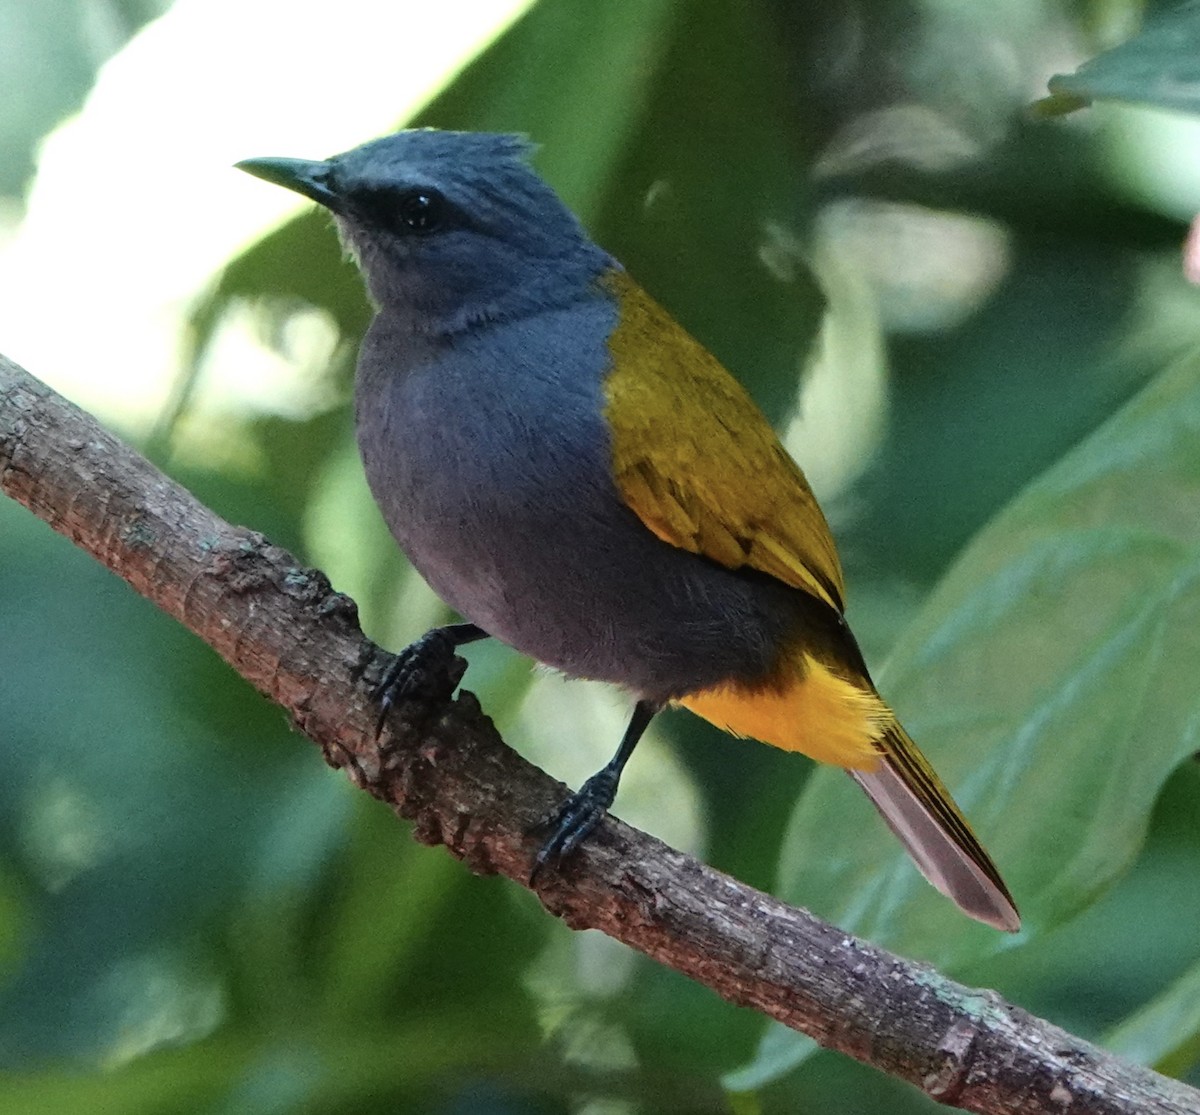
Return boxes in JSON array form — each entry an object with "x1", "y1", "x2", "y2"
[
  {"x1": 528, "y1": 700, "x2": 659, "y2": 886},
  {"x1": 529, "y1": 769, "x2": 620, "y2": 885},
  {"x1": 371, "y1": 628, "x2": 467, "y2": 737}
]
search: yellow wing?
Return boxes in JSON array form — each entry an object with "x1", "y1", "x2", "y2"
[
  {"x1": 599, "y1": 268, "x2": 845, "y2": 613},
  {"x1": 598, "y1": 268, "x2": 1020, "y2": 931}
]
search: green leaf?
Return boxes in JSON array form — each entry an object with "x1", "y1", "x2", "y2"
[
  {"x1": 722, "y1": 1024, "x2": 817, "y2": 1094},
  {"x1": 1037, "y1": 2, "x2": 1200, "y2": 116},
  {"x1": 743, "y1": 348, "x2": 1200, "y2": 1079},
  {"x1": 0, "y1": 500, "x2": 341, "y2": 1067},
  {"x1": 416, "y1": 0, "x2": 677, "y2": 225},
  {"x1": 1106, "y1": 953, "x2": 1200, "y2": 1077},
  {"x1": 589, "y1": 0, "x2": 827, "y2": 423},
  {"x1": 421, "y1": 0, "x2": 829, "y2": 422},
  {"x1": 804, "y1": 349, "x2": 1200, "y2": 950},
  {"x1": 157, "y1": 210, "x2": 368, "y2": 458}
]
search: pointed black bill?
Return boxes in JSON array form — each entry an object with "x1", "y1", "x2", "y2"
[{"x1": 235, "y1": 156, "x2": 343, "y2": 213}]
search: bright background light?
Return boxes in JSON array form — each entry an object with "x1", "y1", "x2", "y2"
[{"x1": 0, "y1": 0, "x2": 532, "y2": 430}]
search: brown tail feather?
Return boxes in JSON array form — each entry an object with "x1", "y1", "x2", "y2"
[{"x1": 851, "y1": 724, "x2": 1020, "y2": 932}]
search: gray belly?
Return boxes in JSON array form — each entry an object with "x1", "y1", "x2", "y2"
[{"x1": 355, "y1": 304, "x2": 799, "y2": 701}]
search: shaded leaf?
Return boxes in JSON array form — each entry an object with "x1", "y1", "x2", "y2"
[
  {"x1": 0, "y1": 504, "x2": 340, "y2": 1066},
  {"x1": 1106, "y1": 953, "x2": 1200, "y2": 1077},
  {"x1": 416, "y1": 0, "x2": 677, "y2": 225},
  {"x1": 591, "y1": 0, "x2": 827, "y2": 422},
  {"x1": 420, "y1": 0, "x2": 828, "y2": 421},
  {"x1": 802, "y1": 348, "x2": 1200, "y2": 950},
  {"x1": 1037, "y1": 3, "x2": 1200, "y2": 116},
  {"x1": 745, "y1": 347, "x2": 1200, "y2": 1077}
]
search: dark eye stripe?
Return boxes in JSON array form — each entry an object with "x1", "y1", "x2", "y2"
[{"x1": 352, "y1": 186, "x2": 448, "y2": 235}]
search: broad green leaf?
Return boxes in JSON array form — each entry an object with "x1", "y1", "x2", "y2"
[
  {"x1": 416, "y1": 0, "x2": 677, "y2": 225},
  {"x1": 745, "y1": 348, "x2": 1200, "y2": 1078},
  {"x1": 1037, "y1": 2, "x2": 1200, "y2": 117},
  {"x1": 590, "y1": 0, "x2": 827, "y2": 423},
  {"x1": 422, "y1": 0, "x2": 829, "y2": 421},
  {"x1": 795, "y1": 349, "x2": 1200, "y2": 952},
  {"x1": 1105, "y1": 938, "x2": 1200, "y2": 1077},
  {"x1": 0, "y1": 1010, "x2": 537, "y2": 1115},
  {"x1": 0, "y1": 1038, "x2": 250, "y2": 1115},
  {"x1": 722, "y1": 1024, "x2": 817, "y2": 1094}
]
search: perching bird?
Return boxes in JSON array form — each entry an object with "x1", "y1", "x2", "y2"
[{"x1": 237, "y1": 129, "x2": 1019, "y2": 932}]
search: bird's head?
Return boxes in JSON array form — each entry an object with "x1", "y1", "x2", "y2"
[{"x1": 237, "y1": 129, "x2": 609, "y2": 333}]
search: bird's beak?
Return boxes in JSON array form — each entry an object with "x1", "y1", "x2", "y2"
[{"x1": 235, "y1": 156, "x2": 343, "y2": 213}]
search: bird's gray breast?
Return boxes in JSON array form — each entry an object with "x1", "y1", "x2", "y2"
[{"x1": 354, "y1": 295, "x2": 794, "y2": 699}]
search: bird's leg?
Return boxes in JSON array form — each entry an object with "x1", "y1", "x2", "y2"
[
  {"x1": 372, "y1": 622, "x2": 489, "y2": 736},
  {"x1": 530, "y1": 698, "x2": 661, "y2": 883}
]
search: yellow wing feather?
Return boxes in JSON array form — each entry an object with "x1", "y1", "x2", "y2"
[
  {"x1": 598, "y1": 268, "x2": 1019, "y2": 930},
  {"x1": 600, "y1": 269, "x2": 846, "y2": 613},
  {"x1": 600, "y1": 267, "x2": 879, "y2": 764}
]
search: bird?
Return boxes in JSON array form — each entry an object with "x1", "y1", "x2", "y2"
[{"x1": 237, "y1": 129, "x2": 1020, "y2": 932}]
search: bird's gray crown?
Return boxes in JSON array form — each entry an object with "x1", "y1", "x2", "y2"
[{"x1": 314, "y1": 129, "x2": 611, "y2": 331}]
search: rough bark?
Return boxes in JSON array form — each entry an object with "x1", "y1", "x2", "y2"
[{"x1": 2, "y1": 353, "x2": 1197, "y2": 1115}]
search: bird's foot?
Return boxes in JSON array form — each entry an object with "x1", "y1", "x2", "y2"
[
  {"x1": 371, "y1": 628, "x2": 468, "y2": 737},
  {"x1": 529, "y1": 768, "x2": 620, "y2": 885}
]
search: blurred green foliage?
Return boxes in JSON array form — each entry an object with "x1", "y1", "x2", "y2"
[
  {"x1": 1039, "y1": 0, "x2": 1200, "y2": 116},
  {"x1": 4, "y1": 0, "x2": 1200, "y2": 1112},
  {"x1": 0, "y1": 0, "x2": 169, "y2": 199}
]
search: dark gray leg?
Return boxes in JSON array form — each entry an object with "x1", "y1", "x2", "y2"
[{"x1": 531, "y1": 698, "x2": 661, "y2": 882}]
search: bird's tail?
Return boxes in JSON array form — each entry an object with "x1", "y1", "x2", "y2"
[{"x1": 851, "y1": 721, "x2": 1020, "y2": 932}]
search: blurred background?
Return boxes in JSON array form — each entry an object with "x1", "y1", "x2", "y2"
[{"x1": 3, "y1": 0, "x2": 1200, "y2": 1111}]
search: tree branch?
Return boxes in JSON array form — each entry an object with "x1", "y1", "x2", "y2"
[{"x1": 1, "y1": 352, "x2": 1195, "y2": 1115}]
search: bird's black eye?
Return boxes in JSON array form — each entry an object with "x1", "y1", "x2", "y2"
[
  {"x1": 352, "y1": 185, "x2": 449, "y2": 235},
  {"x1": 397, "y1": 189, "x2": 444, "y2": 232}
]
